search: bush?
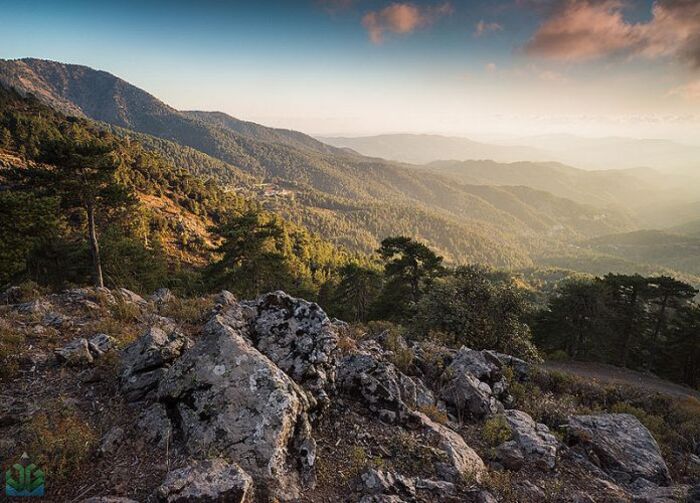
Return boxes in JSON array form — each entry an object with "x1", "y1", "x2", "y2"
[
  {"x1": 0, "y1": 320, "x2": 24, "y2": 378},
  {"x1": 482, "y1": 415, "x2": 512, "y2": 447},
  {"x1": 26, "y1": 404, "x2": 97, "y2": 480}
]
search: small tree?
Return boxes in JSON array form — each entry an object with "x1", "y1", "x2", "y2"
[
  {"x1": 332, "y1": 262, "x2": 382, "y2": 322},
  {"x1": 378, "y1": 236, "x2": 443, "y2": 303},
  {"x1": 45, "y1": 128, "x2": 132, "y2": 288}
]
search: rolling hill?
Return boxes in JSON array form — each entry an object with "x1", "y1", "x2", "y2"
[{"x1": 0, "y1": 58, "x2": 636, "y2": 267}]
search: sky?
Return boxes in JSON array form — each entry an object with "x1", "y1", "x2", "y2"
[{"x1": 1, "y1": 0, "x2": 700, "y2": 143}]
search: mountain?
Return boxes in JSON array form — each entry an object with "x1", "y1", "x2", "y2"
[
  {"x1": 511, "y1": 134, "x2": 700, "y2": 173},
  {"x1": 321, "y1": 132, "x2": 700, "y2": 173},
  {"x1": 421, "y1": 160, "x2": 695, "y2": 211},
  {"x1": 319, "y1": 133, "x2": 549, "y2": 165},
  {"x1": 0, "y1": 58, "x2": 635, "y2": 267}
]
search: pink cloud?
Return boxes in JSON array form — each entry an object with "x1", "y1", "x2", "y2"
[
  {"x1": 524, "y1": 0, "x2": 700, "y2": 67},
  {"x1": 362, "y1": 2, "x2": 453, "y2": 44},
  {"x1": 670, "y1": 79, "x2": 700, "y2": 101},
  {"x1": 474, "y1": 20, "x2": 503, "y2": 37}
]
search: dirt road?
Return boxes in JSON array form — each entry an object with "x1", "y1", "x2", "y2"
[{"x1": 543, "y1": 360, "x2": 700, "y2": 401}]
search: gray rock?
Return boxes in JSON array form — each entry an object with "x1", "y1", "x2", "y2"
[
  {"x1": 439, "y1": 347, "x2": 509, "y2": 419},
  {"x1": 359, "y1": 469, "x2": 415, "y2": 497},
  {"x1": 16, "y1": 298, "x2": 52, "y2": 315},
  {"x1": 88, "y1": 333, "x2": 116, "y2": 357},
  {"x1": 157, "y1": 311, "x2": 315, "y2": 501},
  {"x1": 483, "y1": 350, "x2": 530, "y2": 381},
  {"x1": 250, "y1": 291, "x2": 339, "y2": 409},
  {"x1": 688, "y1": 484, "x2": 700, "y2": 503},
  {"x1": 337, "y1": 351, "x2": 409, "y2": 422},
  {"x1": 98, "y1": 426, "x2": 124, "y2": 456},
  {"x1": 495, "y1": 440, "x2": 525, "y2": 471},
  {"x1": 119, "y1": 326, "x2": 191, "y2": 402},
  {"x1": 503, "y1": 409, "x2": 558, "y2": 470},
  {"x1": 117, "y1": 288, "x2": 147, "y2": 306},
  {"x1": 413, "y1": 478, "x2": 455, "y2": 494},
  {"x1": 137, "y1": 403, "x2": 172, "y2": 448},
  {"x1": 55, "y1": 338, "x2": 94, "y2": 366},
  {"x1": 398, "y1": 373, "x2": 436, "y2": 410},
  {"x1": 409, "y1": 411, "x2": 486, "y2": 483},
  {"x1": 214, "y1": 290, "x2": 237, "y2": 306},
  {"x1": 359, "y1": 496, "x2": 407, "y2": 503},
  {"x1": 155, "y1": 458, "x2": 253, "y2": 502},
  {"x1": 150, "y1": 288, "x2": 174, "y2": 305},
  {"x1": 567, "y1": 413, "x2": 672, "y2": 486},
  {"x1": 80, "y1": 498, "x2": 139, "y2": 503}
]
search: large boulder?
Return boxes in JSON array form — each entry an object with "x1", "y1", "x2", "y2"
[
  {"x1": 337, "y1": 348, "x2": 410, "y2": 423},
  {"x1": 567, "y1": 414, "x2": 672, "y2": 486},
  {"x1": 155, "y1": 459, "x2": 253, "y2": 502},
  {"x1": 408, "y1": 411, "x2": 486, "y2": 483},
  {"x1": 157, "y1": 310, "x2": 316, "y2": 501},
  {"x1": 119, "y1": 325, "x2": 191, "y2": 402},
  {"x1": 439, "y1": 347, "x2": 510, "y2": 419},
  {"x1": 249, "y1": 291, "x2": 339, "y2": 410},
  {"x1": 501, "y1": 409, "x2": 558, "y2": 470}
]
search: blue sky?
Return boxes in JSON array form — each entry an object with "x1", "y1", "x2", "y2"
[{"x1": 1, "y1": 0, "x2": 699, "y2": 141}]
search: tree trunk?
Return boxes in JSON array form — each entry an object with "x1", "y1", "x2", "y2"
[{"x1": 87, "y1": 203, "x2": 104, "y2": 288}]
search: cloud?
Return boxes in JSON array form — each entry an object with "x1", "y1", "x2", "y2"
[
  {"x1": 474, "y1": 20, "x2": 503, "y2": 37},
  {"x1": 485, "y1": 62, "x2": 498, "y2": 72},
  {"x1": 670, "y1": 79, "x2": 700, "y2": 101},
  {"x1": 362, "y1": 2, "x2": 453, "y2": 44},
  {"x1": 523, "y1": 0, "x2": 700, "y2": 68}
]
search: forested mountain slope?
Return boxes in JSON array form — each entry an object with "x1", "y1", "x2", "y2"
[{"x1": 0, "y1": 58, "x2": 635, "y2": 266}]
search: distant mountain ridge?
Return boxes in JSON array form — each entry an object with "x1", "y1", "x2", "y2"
[
  {"x1": 319, "y1": 133, "x2": 549, "y2": 165},
  {"x1": 321, "y1": 133, "x2": 700, "y2": 173}
]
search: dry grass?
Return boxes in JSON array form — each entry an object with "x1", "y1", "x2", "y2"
[{"x1": 0, "y1": 320, "x2": 25, "y2": 378}]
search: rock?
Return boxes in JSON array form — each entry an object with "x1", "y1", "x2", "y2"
[
  {"x1": 688, "y1": 484, "x2": 700, "y2": 503},
  {"x1": 157, "y1": 311, "x2": 315, "y2": 501},
  {"x1": 56, "y1": 334, "x2": 117, "y2": 366},
  {"x1": 16, "y1": 298, "x2": 52, "y2": 315},
  {"x1": 0, "y1": 285, "x2": 22, "y2": 304},
  {"x1": 517, "y1": 480, "x2": 546, "y2": 500},
  {"x1": 359, "y1": 496, "x2": 407, "y2": 503},
  {"x1": 87, "y1": 333, "x2": 116, "y2": 357},
  {"x1": 474, "y1": 490, "x2": 498, "y2": 503},
  {"x1": 409, "y1": 411, "x2": 486, "y2": 483},
  {"x1": 117, "y1": 288, "x2": 147, "y2": 306},
  {"x1": 413, "y1": 478, "x2": 455, "y2": 494},
  {"x1": 137, "y1": 403, "x2": 172, "y2": 448},
  {"x1": 214, "y1": 290, "x2": 237, "y2": 306},
  {"x1": 98, "y1": 426, "x2": 124, "y2": 456},
  {"x1": 250, "y1": 291, "x2": 339, "y2": 409},
  {"x1": 483, "y1": 350, "x2": 530, "y2": 381},
  {"x1": 337, "y1": 351, "x2": 409, "y2": 422},
  {"x1": 55, "y1": 338, "x2": 94, "y2": 366},
  {"x1": 359, "y1": 469, "x2": 415, "y2": 498},
  {"x1": 495, "y1": 440, "x2": 525, "y2": 471},
  {"x1": 439, "y1": 347, "x2": 509, "y2": 419},
  {"x1": 630, "y1": 479, "x2": 690, "y2": 503},
  {"x1": 42, "y1": 311, "x2": 68, "y2": 327},
  {"x1": 398, "y1": 373, "x2": 436, "y2": 410},
  {"x1": 80, "y1": 498, "x2": 139, "y2": 503},
  {"x1": 567, "y1": 414, "x2": 672, "y2": 486},
  {"x1": 502, "y1": 409, "x2": 558, "y2": 470},
  {"x1": 150, "y1": 288, "x2": 174, "y2": 305},
  {"x1": 155, "y1": 458, "x2": 253, "y2": 502},
  {"x1": 119, "y1": 326, "x2": 191, "y2": 402}
]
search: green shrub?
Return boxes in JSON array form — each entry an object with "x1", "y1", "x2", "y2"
[{"x1": 482, "y1": 415, "x2": 512, "y2": 447}]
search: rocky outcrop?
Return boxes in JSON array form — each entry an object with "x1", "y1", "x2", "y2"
[
  {"x1": 157, "y1": 310, "x2": 315, "y2": 501},
  {"x1": 500, "y1": 409, "x2": 558, "y2": 470},
  {"x1": 409, "y1": 411, "x2": 486, "y2": 482},
  {"x1": 248, "y1": 291, "x2": 339, "y2": 410},
  {"x1": 439, "y1": 347, "x2": 511, "y2": 419},
  {"x1": 55, "y1": 334, "x2": 116, "y2": 366},
  {"x1": 155, "y1": 459, "x2": 253, "y2": 502},
  {"x1": 567, "y1": 413, "x2": 672, "y2": 486},
  {"x1": 119, "y1": 325, "x2": 191, "y2": 402}
]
